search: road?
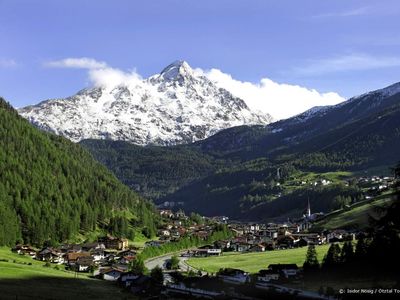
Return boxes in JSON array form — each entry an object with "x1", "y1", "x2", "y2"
[{"x1": 144, "y1": 251, "x2": 206, "y2": 284}]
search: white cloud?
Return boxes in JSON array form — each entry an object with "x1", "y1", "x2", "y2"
[
  {"x1": 199, "y1": 68, "x2": 344, "y2": 120},
  {"x1": 45, "y1": 57, "x2": 142, "y2": 86},
  {"x1": 0, "y1": 58, "x2": 18, "y2": 68},
  {"x1": 45, "y1": 57, "x2": 345, "y2": 120},
  {"x1": 45, "y1": 57, "x2": 108, "y2": 69},
  {"x1": 291, "y1": 53, "x2": 400, "y2": 76},
  {"x1": 87, "y1": 67, "x2": 142, "y2": 87}
]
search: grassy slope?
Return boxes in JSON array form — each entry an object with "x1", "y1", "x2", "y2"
[
  {"x1": 0, "y1": 247, "x2": 135, "y2": 300},
  {"x1": 313, "y1": 193, "x2": 395, "y2": 230},
  {"x1": 186, "y1": 244, "x2": 331, "y2": 274}
]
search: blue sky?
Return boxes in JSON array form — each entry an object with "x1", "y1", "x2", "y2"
[{"x1": 1, "y1": 0, "x2": 400, "y2": 114}]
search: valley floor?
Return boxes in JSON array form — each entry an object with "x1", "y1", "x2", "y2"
[{"x1": 186, "y1": 244, "x2": 331, "y2": 274}]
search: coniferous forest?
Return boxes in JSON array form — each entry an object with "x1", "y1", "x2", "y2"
[{"x1": 0, "y1": 98, "x2": 156, "y2": 247}]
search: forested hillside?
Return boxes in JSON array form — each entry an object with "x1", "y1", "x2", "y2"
[
  {"x1": 80, "y1": 83, "x2": 400, "y2": 220},
  {"x1": 80, "y1": 140, "x2": 225, "y2": 199},
  {"x1": 0, "y1": 98, "x2": 157, "y2": 247}
]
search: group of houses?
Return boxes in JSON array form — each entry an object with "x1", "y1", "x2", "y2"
[
  {"x1": 12, "y1": 235, "x2": 137, "y2": 277},
  {"x1": 144, "y1": 209, "x2": 221, "y2": 248},
  {"x1": 188, "y1": 223, "x2": 353, "y2": 257},
  {"x1": 217, "y1": 263, "x2": 300, "y2": 286}
]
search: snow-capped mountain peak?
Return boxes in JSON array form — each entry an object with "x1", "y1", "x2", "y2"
[
  {"x1": 158, "y1": 60, "x2": 193, "y2": 82},
  {"x1": 18, "y1": 61, "x2": 273, "y2": 146}
]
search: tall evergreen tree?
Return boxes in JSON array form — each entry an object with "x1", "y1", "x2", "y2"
[
  {"x1": 340, "y1": 241, "x2": 354, "y2": 263},
  {"x1": 303, "y1": 244, "x2": 319, "y2": 271},
  {"x1": 322, "y1": 243, "x2": 341, "y2": 268}
]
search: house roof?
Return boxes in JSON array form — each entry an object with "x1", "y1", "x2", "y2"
[{"x1": 67, "y1": 252, "x2": 91, "y2": 261}]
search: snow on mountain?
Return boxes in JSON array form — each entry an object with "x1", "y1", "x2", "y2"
[
  {"x1": 19, "y1": 60, "x2": 273, "y2": 146},
  {"x1": 290, "y1": 105, "x2": 331, "y2": 123}
]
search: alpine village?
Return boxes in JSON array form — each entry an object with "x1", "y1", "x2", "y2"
[{"x1": 1, "y1": 2, "x2": 400, "y2": 300}]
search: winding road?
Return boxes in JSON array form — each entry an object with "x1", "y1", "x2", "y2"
[{"x1": 144, "y1": 251, "x2": 206, "y2": 284}]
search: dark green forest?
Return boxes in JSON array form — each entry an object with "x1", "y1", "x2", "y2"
[{"x1": 0, "y1": 98, "x2": 156, "y2": 247}]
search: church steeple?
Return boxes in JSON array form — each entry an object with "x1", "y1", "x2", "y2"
[{"x1": 307, "y1": 198, "x2": 311, "y2": 218}]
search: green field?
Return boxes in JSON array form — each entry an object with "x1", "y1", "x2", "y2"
[
  {"x1": 0, "y1": 247, "x2": 135, "y2": 300},
  {"x1": 314, "y1": 194, "x2": 395, "y2": 230},
  {"x1": 187, "y1": 244, "x2": 331, "y2": 274}
]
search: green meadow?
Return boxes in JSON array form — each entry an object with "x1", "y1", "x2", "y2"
[
  {"x1": 0, "y1": 247, "x2": 135, "y2": 300},
  {"x1": 187, "y1": 244, "x2": 331, "y2": 274}
]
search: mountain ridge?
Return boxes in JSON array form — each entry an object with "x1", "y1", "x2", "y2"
[
  {"x1": 18, "y1": 61, "x2": 273, "y2": 146},
  {"x1": 81, "y1": 81, "x2": 400, "y2": 220}
]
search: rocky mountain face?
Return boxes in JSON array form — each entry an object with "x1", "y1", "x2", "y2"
[{"x1": 18, "y1": 61, "x2": 273, "y2": 146}]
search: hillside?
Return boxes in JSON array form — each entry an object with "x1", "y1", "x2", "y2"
[
  {"x1": 0, "y1": 98, "x2": 156, "y2": 247},
  {"x1": 80, "y1": 139, "x2": 224, "y2": 199},
  {"x1": 80, "y1": 82, "x2": 400, "y2": 220},
  {"x1": 312, "y1": 192, "x2": 396, "y2": 231}
]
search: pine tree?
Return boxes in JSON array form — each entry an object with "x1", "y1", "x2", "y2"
[
  {"x1": 322, "y1": 243, "x2": 341, "y2": 268},
  {"x1": 354, "y1": 237, "x2": 368, "y2": 262},
  {"x1": 303, "y1": 244, "x2": 319, "y2": 271},
  {"x1": 150, "y1": 266, "x2": 164, "y2": 285},
  {"x1": 131, "y1": 257, "x2": 146, "y2": 275},
  {"x1": 340, "y1": 241, "x2": 354, "y2": 263}
]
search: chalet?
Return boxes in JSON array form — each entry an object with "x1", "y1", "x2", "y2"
[
  {"x1": 193, "y1": 245, "x2": 222, "y2": 257},
  {"x1": 112, "y1": 263, "x2": 129, "y2": 273},
  {"x1": 91, "y1": 250, "x2": 105, "y2": 262},
  {"x1": 12, "y1": 245, "x2": 36, "y2": 258},
  {"x1": 327, "y1": 230, "x2": 347, "y2": 243},
  {"x1": 247, "y1": 224, "x2": 260, "y2": 233},
  {"x1": 99, "y1": 235, "x2": 129, "y2": 250},
  {"x1": 214, "y1": 240, "x2": 231, "y2": 250},
  {"x1": 119, "y1": 255, "x2": 135, "y2": 265},
  {"x1": 268, "y1": 264, "x2": 299, "y2": 279},
  {"x1": 81, "y1": 242, "x2": 105, "y2": 252},
  {"x1": 60, "y1": 244, "x2": 82, "y2": 253},
  {"x1": 37, "y1": 248, "x2": 64, "y2": 264},
  {"x1": 76, "y1": 256, "x2": 94, "y2": 272},
  {"x1": 256, "y1": 269, "x2": 280, "y2": 282},
  {"x1": 101, "y1": 268, "x2": 125, "y2": 281},
  {"x1": 292, "y1": 233, "x2": 326, "y2": 245},
  {"x1": 277, "y1": 235, "x2": 296, "y2": 249},
  {"x1": 158, "y1": 229, "x2": 170, "y2": 237},
  {"x1": 67, "y1": 252, "x2": 91, "y2": 266},
  {"x1": 231, "y1": 241, "x2": 252, "y2": 252},
  {"x1": 218, "y1": 268, "x2": 250, "y2": 284}
]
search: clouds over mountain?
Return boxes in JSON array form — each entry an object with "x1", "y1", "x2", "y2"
[{"x1": 45, "y1": 57, "x2": 345, "y2": 120}]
